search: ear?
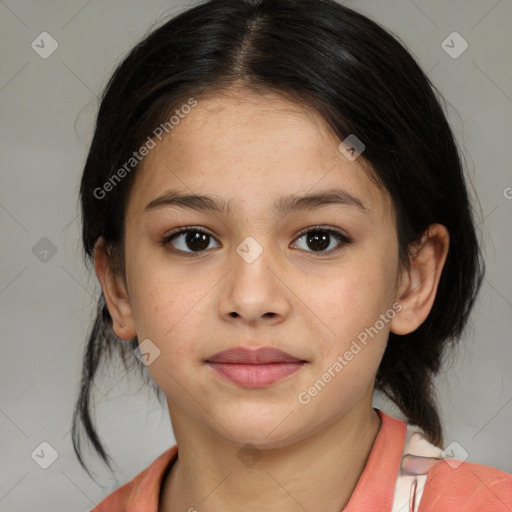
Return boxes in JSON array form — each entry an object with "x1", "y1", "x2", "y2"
[
  {"x1": 390, "y1": 224, "x2": 450, "y2": 335},
  {"x1": 93, "y1": 237, "x2": 136, "y2": 340}
]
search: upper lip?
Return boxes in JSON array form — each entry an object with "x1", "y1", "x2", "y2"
[{"x1": 206, "y1": 346, "x2": 305, "y2": 364}]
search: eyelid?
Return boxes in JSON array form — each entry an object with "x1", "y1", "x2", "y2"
[
  {"x1": 164, "y1": 224, "x2": 214, "y2": 238},
  {"x1": 294, "y1": 225, "x2": 352, "y2": 242}
]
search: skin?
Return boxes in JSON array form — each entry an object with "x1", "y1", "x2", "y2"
[{"x1": 94, "y1": 88, "x2": 449, "y2": 511}]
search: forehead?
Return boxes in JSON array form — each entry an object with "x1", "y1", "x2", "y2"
[{"x1": 127, "y1": 89, "x2": 393, "y2": 220}]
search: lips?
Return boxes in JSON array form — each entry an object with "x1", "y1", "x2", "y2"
[
  {"x1": 205, "y1": 346, "x2": 306, "y2": 388},
  {"x1": 206, "y1": 346, "x2": 304, "y2": 364}
]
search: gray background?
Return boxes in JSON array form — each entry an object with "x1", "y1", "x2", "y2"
[{"x1": 1, "y1": 0, "x2": 511, "y2": 510}]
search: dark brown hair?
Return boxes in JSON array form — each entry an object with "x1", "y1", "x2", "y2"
[{"x1": 73, "y1": 0, "x2": 484, "y2": 478}]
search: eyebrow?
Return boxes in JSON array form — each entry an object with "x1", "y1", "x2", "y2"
[{"x1": 144, "y1": 188, "x2": 367, "y2": 216}]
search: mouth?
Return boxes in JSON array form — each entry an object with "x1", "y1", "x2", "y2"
[{"x1": 205, "y1": 346, "x2": 307, "y2": 388}]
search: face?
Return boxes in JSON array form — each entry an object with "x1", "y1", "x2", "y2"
[{"x1": 119, "y1": 89, "x2": 402, "y2": 448}]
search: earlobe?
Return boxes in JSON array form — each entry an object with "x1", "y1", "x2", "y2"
[
  {"x1": 93, "y1": 237, "x2": 136, "y2": 340},
  {"x1": 390, "y1": 224, "x2": 450, "y2": 336}
]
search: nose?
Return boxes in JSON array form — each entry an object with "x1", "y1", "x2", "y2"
[{"x1": 217, "y1": 238, "x2": 292, "y2": 326}]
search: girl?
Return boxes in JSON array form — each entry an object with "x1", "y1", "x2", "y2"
[{"x1": 72, "y1": 0, "x2": 512, "y2": 510}]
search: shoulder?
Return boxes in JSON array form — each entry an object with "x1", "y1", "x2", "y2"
[
  {"x1": 393, "y1": 420, "x2": 512, "y2": 512},
  {"x1": 420, "y1": 458, "x2": 512, "y2": 511},
  {"x1": 90, "y1": 445, "x2": 178, "y2": 512}
]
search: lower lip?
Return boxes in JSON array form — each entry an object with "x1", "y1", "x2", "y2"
[{"x1": 207, "y1": 362, "x2": 304, "y2": 388}]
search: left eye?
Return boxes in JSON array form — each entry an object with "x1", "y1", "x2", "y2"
[{"x1": 292, "y1": 227, "x2": 351, "y2": 254}]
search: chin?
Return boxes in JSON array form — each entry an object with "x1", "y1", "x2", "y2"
[{"x1": 213, "y1": 407, "x2": 312, "y2": 450}]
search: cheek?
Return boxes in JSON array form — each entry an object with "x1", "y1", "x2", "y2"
[
  {"x1": 131, "y1": 279, "x2": 204, "y2": 351},
  {"x1": 297, "y1": 260, "x2": 394, "y2": 412},
  {"x1": 306, "y1": 256, "x2": 394, "y2": 337},
  {"x1": 126, "y1": 263, "x2": 210, "y2": 396},
  {"x1": 125, "y1": 244, "x2": 203, "y2": 348}
]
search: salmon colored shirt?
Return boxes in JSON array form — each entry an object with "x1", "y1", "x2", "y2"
[{"x1": 91, "y1": 409, "x2": 512, "y2": 511}]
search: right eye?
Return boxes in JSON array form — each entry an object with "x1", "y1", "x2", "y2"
[{"x1": 160, "y1": 226, "x2": 221, "y2": 255}]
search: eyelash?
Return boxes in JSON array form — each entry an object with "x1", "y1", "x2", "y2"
[{"x1": 159, "y1": 225, "x2": 353, "y2": 257}]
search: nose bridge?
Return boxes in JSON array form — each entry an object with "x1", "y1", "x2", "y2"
[{"x1": 235, "y1": 235, "x2": 266, "y2": 266}]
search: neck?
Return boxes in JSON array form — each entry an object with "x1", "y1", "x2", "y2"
[{"x1": 159, "y1": 401, "x2": 382, "y2": 512}]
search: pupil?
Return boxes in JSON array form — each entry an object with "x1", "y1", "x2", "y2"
[
  {"x1": 184, "y1": 230, "x2": 331, "y2": 252},
  {"x1": 187, "y1": 231, "x2": 209, "y2": 251},
  {"x1": 308, "y1": 231, "x2": 329, "y2": 251}
]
